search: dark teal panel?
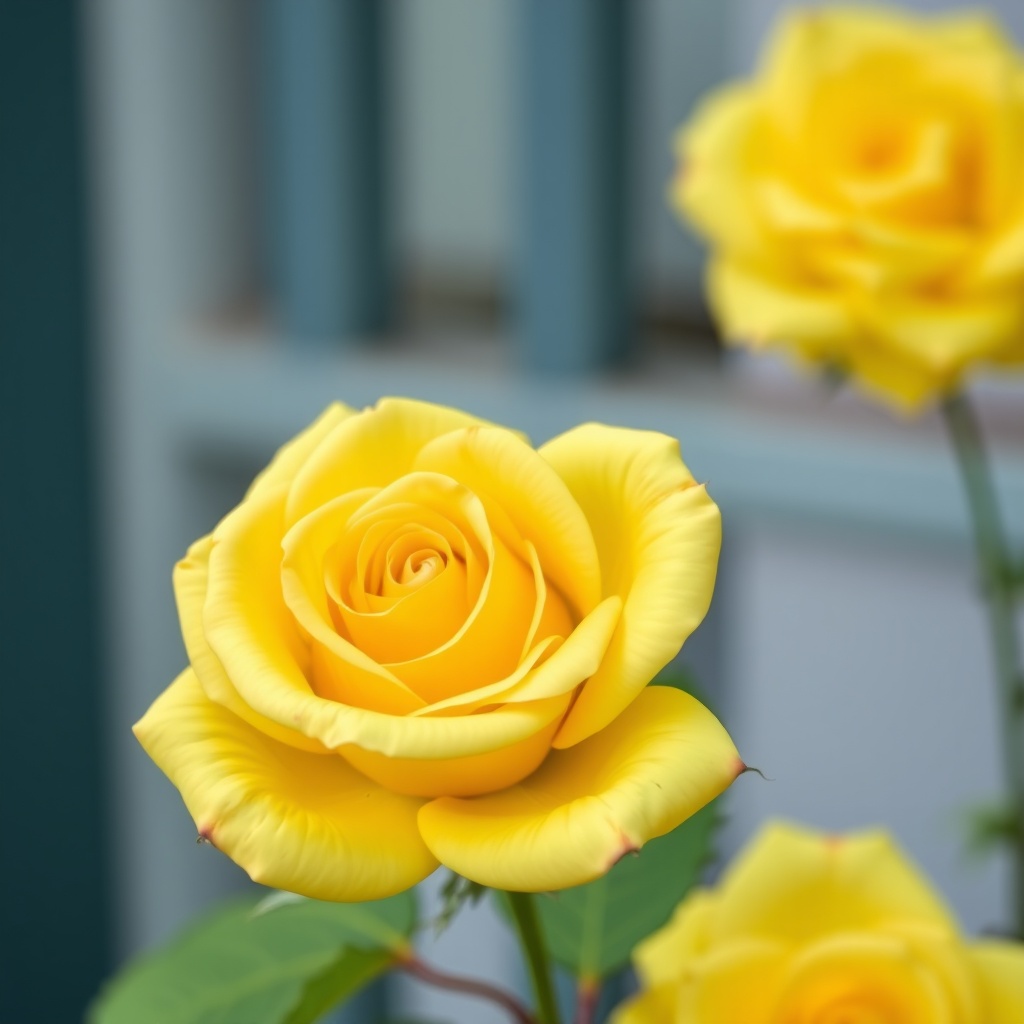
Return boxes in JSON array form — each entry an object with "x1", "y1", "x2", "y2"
[
  {"x1": 0, "y1": 3, "x2": 110, "y2": 1020},
  {"x1": 264, "y1": 0, "x2": 393, "y2": 345},
  {"x1": 518, "y1": 0, "x2": 633, "y2": 372}
]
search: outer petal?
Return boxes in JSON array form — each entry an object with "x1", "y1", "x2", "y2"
[
  {"x1": 675, "y1": 940, "x2": 785, "y2": 1024},
  {"x1": 245, "y1": 402, "x2": 356, "y2": 503},
  {"x1": 417, "y1": 686, "x2": 740, "y2": 892},
  {"x1": 971, "y1": 942, "x2": 1024, "y2": 1020},
  {"x1": 633, "y1": 889, "x2": 718, "y2": 987},
  {"x1": 609, "y1": 985, "x2": 676, "y2": 1024},
  {"x1": 712, "y1": 821, "x2": 958, "y2": 945},
  {"x1": 708, "y1": 258, "x2": 858, "y2": 362},
  {"x1": 869, "y1": 293, "x2": 1023, "y2": 376},
  {"x1": 285, "y1": 397, "x2": 516, "y2": 527},
  {"x1": 174, "y1": 535, "x2": 325, "y2": 752},
  {"x1": 540, "y1": 425, "x2": 721, "y2": 748},
  {"x1": 133, "y1": 670, "x2": 437, "y2": 901},
  {"x1": 671, "y1": 84, "x2": 767, "y2": 259}
]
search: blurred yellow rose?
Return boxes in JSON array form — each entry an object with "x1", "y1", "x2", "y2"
[
  {"x1": 135, "y1": 398, "x2": 739, "y2": 901},
  {"x1": 672, "y1": 6, "x2": 1024, "y2": 409},
  {"x1": 615, "y1": 821, "x2": 1024, "y2": 1023}
]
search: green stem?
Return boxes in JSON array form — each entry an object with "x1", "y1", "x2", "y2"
[
  {"x1": 942, "y1": 392, "x2": 1024, "y2": 936},
  {"x1": 506, "y1": 892, "x2": 561, "y2": 1024}
]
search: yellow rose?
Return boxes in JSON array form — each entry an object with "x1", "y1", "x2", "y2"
[
  {"x1": 615, "y1": 821, "x2": 1024, "y2": 1022},
  {"x1": 672, "y1": 6, "x2": 1024, "y2": 410},
  {"x1": 134, "y1": 398, "x2": 740, "y2": 901}
]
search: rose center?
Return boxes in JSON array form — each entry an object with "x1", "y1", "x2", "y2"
[{"x1": 394, "y1": 547, "x2": 446, "y2": 586}]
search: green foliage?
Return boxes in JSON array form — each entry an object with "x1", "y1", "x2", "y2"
[
  {"x1": 433, "y1": 871, "x2": 488, "y2": 937},
  {"x1": 527, "y1": 803, "x2": 721, "y2": 981},
  {"x1": 963, "y1": 800, "x2": 1022, "y2": 859},
  {"x1": 89, "y1": 890, "x2": 416, "y2": 1024}
]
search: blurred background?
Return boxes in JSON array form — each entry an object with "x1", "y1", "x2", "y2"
[{"x1": 3, "y1": 1, "x2": 1024, "y2": 1020}]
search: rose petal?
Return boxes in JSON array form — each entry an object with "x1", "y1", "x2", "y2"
[
  {"x1": 413, "y1": 594, "x2": 621, "y2": 717},
  {"x1": 675, "y1": 940, "x2": 786, "y2": 1024},
  {"x1": 285, "y1": 397, "x2": 515, "y2": 527},
  {"x1": 971, "y1": 942, "x2": 1024, "y2": 1018},
  {"x1": 540, "y1": 425, "x2": 721, "y2": 748},
  {"x1": 672, "y1": 84, "x2": 767, "y2": 259},
  {"x1": 175, "y1": 534, "x2": 326, "y2": 752},
  {"x1": 712, "y1": 822, "x2": 958, "y2": 945},
  {"x1": 133, "y1": 670, "x2": 437, "y2": 901},
  {"x1": 608, "y1": 986, "x2": 676, "y2": 1024},
  {"x1": 708, "y1": 258, "x2": 858, "y2": 362},
  {"x1": 278, "y1": 488, "x2": 427, "y2": 715},
  {"x1": 773, "y1": 932, "x2": 955, "y2": 1022},
  {"x1": 633, "y1": 890, "x2": 718, "y2": 987},
  {"x1": 417, "y1": 686, "x2": 740, "y2": 891},
  {"x1": 341, "y1": 715, "x2": 561, "y2": 798},
  {"x1": 413, "y1": 426, "x2": 601, "y2": 619}
]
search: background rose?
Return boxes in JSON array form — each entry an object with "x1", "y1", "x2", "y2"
[
  {"x1": 615, "y1": 821, "x2": 1024, "y2": 1023},
  {"x1": 672, "y1": 6, "x2": 1024, "y2": 409},
  {"x1": 135, "y1": 398, "x2": 740, "y2": 901}
]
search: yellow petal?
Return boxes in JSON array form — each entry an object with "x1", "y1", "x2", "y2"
[
  {"x1": 341, "y1": 714, "x2": 561, "y2": 798},
  {"x1": 971, "y1": 942, "x2": 1024, "y2": 1019},
  {"x1": 540, "y1": 425, "x2": 721, "y2": 748},
  {"x1": 417, "y1": 686, "x2": 740, "y2": 892},
  {"x1": 676, "y1": 939, "x2": 785, "y2": 1024},
  {"x1": 867, "y1": 293, "x2": 1022, "y2": 375},
  {"x1": 843, "y1": 343, "x2": 945, "y2": 413},
  {"x1": 133, "y1": 670, "x2": 437, "y2": 901},
  {"x1": 883, "y1": 922, "x2": 982, "y2": 1021},
  {"x1": 672, "y1": 84, "x2": 767, "y2": 258},
  {"x1": 967, "y1": 216, "x2": 1024, "y2": 287},
  {"x1": 633, "y1": 889, "x2": 717, "y2": 986},
  {"x1": 412, "y1": 594, "x2": 621, "y2": 717},
  {"x1": 413, "y1": 425, "x2": 601, "y2": 620},
  {"x1": 774, "y1": 932, "x2": 955, "y2": 1022},
  {"x1": 174, "y1": 535, "x2": 325, "y2": 752},
  {"x1": 245, "y1": 403, "x2": 356, "y2": 503},
  {"x1": 712, "y1": 822, "x2": 958, "y2": 945},
  {"x1": 754, "y1": 177, "x2": 844, "y2": 236},
  {"x1": 608, "y1": 984, "x2": 676, "y2": 1024},
  {"x1": 279, "y1": 487, "x2": 427, "y2": 716},
  {"x1": 708, "y1": 258, "x2": 857, "y2": 361},
  {"x1": 203, "y1": 481, "x2": 571, "y2": 759},
  {"x1": 285, "y1": 397, "x2": 507, "y2": 527}
]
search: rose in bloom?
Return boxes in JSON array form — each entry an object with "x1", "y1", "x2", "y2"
[
  {"x1": 135, "y1": 398, "x2": 740, "y2": 900},
  {"x1": 614, "y1": 821, "x2": 1024, "y2": 1023},
  {"x1": 672, "y1": 6, "x2": 1024, "y2": 410}
]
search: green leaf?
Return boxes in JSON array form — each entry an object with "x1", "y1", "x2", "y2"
[
  {"x1": 963, "y1": 800, "x2": 1022, "y2": 859},
  {"x1": 89, "y1": 890, "x2": 416, "y2": 1024},
  {"x1": 524, "y1": 802, "x2": 721, "y2": 981}
]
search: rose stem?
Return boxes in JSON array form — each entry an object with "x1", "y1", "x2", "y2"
[
  {"x1": 574, "y1": 977, "x2": 601, "y2": 1024},
  {"x1": 942, "y1": 391, "x2": 1024, "y2": 936},
  {"x1": 506, "y1": 891, "x2": 563, "y2": 1024},
  {"x1": 399, "y1": 955, "x2": 536, "y2": 1024}
]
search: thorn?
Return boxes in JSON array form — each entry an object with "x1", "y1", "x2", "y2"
[{"x1": 738, "y1": 763, "x2": 773, "y2": 782}]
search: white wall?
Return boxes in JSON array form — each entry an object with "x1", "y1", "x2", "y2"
[{"x1": 723, "y1": 522, "x2": 1016, "y2": 933}]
